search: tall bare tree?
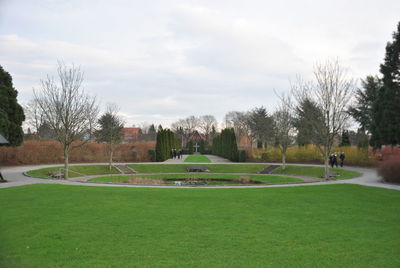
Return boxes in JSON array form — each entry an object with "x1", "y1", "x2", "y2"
[
  {"x1": 225, "y1": 111, "x2": 252, "y2": 145},
  {"x1": 292, "y1": 59, "x2": 356, "y2": 179},
  {"x1": 23, "y1": 99, "x2": 45, "y2": 139},
  {"x1": 273, "y1": 93, "x2": 294, "y2": 170},
  {"x1": 171, "y1": 115, "x2": 200, "y2": 146},
  {"x1": 33, "y1": 61, "x2": 98, "y2": 179},
  {"x1": 183, "y1": 115, "x2": 199, "y2": 134},
  {"x1": 199, "y1": 115, "x2": 217, "y2": 144}
]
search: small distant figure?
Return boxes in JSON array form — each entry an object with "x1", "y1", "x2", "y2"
[
  {"x1": 333, "y1": 152, "x2": 338, "y2": 168},
  {"x1": 0, "y1": 169, "x2": 5, "y2": 181},
  {"x1": 173, "y1": 149, "x2": 177, "y2": 159},
  {"x1": 329, "y1": 154, "x2": 334, "y2": 168},
  {"x1": 178, "y1": 149, "x2": 182, "y2": 159},
  {"x1": 340, "y1": 152, "x2": 345, "y2": 167}
]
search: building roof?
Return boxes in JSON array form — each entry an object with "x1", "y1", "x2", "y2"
[
  {"x1": 0, "y1": 133, "x2": 9, "y2": 144},
  {"x1": 188, "y1": 131, "x2": 206, "y2": 141}
]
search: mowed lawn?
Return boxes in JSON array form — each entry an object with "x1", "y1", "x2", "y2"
[
  {"x1": 273, "y1": 165, "x2": 361, "y2": 179},
  {"x1": 25, "y1": 165, "x2": 120, "y2": 178},
  {"x1": 184, "y1": 154, "x2": 211, "y2": 163},
  {"x1": 1, "y1": 184, "x2": 399, "y2": 267}
]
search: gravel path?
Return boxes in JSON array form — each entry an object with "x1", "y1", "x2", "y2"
[{"x1": 0, "y1": 162, "x2": 399, "y2": 190}]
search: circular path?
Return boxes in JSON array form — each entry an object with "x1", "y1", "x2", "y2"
[{"x1": 1, "y1": 161, "x2": 399, "y2": 191}]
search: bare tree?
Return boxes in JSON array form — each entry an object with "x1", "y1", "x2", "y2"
[
  {"x1": 96, "y1": 103, "x2": 124, "y2": 170},
  {"x1": 171, "y1": 116, "x2": 200, "y2": 146},
  {"x1": 273, "y1": 93, "x2": 295, "y2": 170},
  {"x1": 23, "y1": 99, "x2": 45, "y2": 139},
  {"x1": 183, "y1": 115, "x2": 200, "y2": 134},
  {"x1": 87, "y1": 103, "x2": 99, "y2": 142},
  {"x1": 292, "y1": 59, "x2": 356, "y2": 179},
  {"x1": 199, "y1": 115, "x2": 217, "y2": 144},
  {"x1": 171, "y1": 119, "x2": 186, "y2": 146},
  {"x1": 225, "y1": 111, "x2": 252, "y2": 145},
  {"x1": 33, "y1": 61, "x2": 98, "y2": 179}
]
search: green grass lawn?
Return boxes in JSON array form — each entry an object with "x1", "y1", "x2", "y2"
[
  {"x1": 273, "y1": 165, "x2": 361, "y2": 179},
  {"x1": 26, "y1": 165, "x2": 120, "y2": 178},
  {"x1": 184, "y1": 154, "x2": 211, "y2": 163},
  {"x1": 127, "y1": 164, "x2": 267, "y2": 173},
  {"x1": 0, "y1": 184, "x2": 399, "y2": 267},
  {"x1": 88, "y1": 174, "x2": 302, "y2": 185}
]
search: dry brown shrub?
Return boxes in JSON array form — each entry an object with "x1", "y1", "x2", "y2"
[
  {"x1": 139, "y1": 141, "x2": 156, "y2": 161},
  {"x1": 233, "y1": 176, "x2": 253, "y2": 184},
  {"x1": 0, "y1": 140, "x2": 156, "y2": 166},
  {"x1": 379, "y1": 145, "x2": 400, "y2": 160},
  {"x1": 378, "y1": 155, "x2": 400, "y2": 183},
  {"x1": 123, "y1": 177, "x2": 165, "y2": 185}
]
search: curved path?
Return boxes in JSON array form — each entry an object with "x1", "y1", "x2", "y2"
[{"x1": 0, "y1": 162, "x2": 399, "y2": 190}]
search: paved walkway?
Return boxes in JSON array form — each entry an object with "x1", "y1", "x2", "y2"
[
  {"x1": 0, "y1": 162, "x2": 399, "y2": 190},
  {"x1": 163, "y1": 154, "x2": 188, "y2": 163}
]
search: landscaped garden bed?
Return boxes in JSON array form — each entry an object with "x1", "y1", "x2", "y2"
[{"x1": 88, "y1": 174, "x2": 303, "y2": 185}]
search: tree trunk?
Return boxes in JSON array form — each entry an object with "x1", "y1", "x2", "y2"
[
  {"x1": 109, "y1": 143, "x2": 114, "y2": 171},
  {"x1": 324, "y1": 152, "x2": 330, "y2": 180},
  {"x1": 64, "y1": 146, "x2": 69, "y2": 180},
  {"x1": 282, "y1": 152, "x2": 286, "y2": 170}
]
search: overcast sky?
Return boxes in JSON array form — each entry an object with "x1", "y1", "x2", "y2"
[{"x1": 1, "y1": 0, "x2": 399, "y2": 128}]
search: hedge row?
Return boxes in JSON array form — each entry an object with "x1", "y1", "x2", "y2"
[
  {"x1": 211, "y1": 128, "x2": 239, "y2": 162},
  {"x1": 0, "y1": 140, "x2": 155, "y2": 165},
  {"x1": 155, "y1": 129, "x2": 181, "y2": 162}
]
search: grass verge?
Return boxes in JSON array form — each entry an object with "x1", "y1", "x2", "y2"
[
  {"x1": 0, "y1": 184, "x2": 399, "y2": 267},
  {"x1": 25, "y1": 165, "x2": 120, "y2": 179},
  {"x1": 184, "y1": 155, "x2": 211, "y2": 163},
  {"x1": 273, "y1": 165, "x2": 361, "y2": 179}
]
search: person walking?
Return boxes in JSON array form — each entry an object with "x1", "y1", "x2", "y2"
[
  {"x1": 329, "y1": 154, "x2": 334, "y2": 168},
  {"x1": 333, "y1": 153, "x2": 338, "y2": 168},
  {"x1": 0, "y1": 168, "x2": 5, "y2": 182},
  {"x1": 340, "y1": 152, "x2": 345, "y2": 167}
]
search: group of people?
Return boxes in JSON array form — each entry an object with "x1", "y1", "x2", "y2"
[
  {"x1": 329, "y1": 152, "x2": 345, "y2": 168},
  {"x1": 170, "y1": 149, "x2": 183, "y2": 159}
]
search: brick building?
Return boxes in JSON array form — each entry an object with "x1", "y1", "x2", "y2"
[{"x1": 122, "y1": 127, "x2": 140, "y2": 142}]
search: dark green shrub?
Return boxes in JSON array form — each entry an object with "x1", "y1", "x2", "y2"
[
  {"x1": 211, "y1": 128, "x2": 239, "y2": 162},
  {"x1": 187, "y1": 140, "x2": 194, "y2": 154},
  {"x1": 148, "y1": 149, "x2": 156, "y2": 162},
  {"x1": 155, "y1": 129, "x2": 180, "y2": 161},
  {"x1": 238, "y1": 150, "x2": 247, "y2": 162},
  {"x1": 199, "y1": 140, "x2": 206, "y2": 154}
]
